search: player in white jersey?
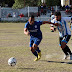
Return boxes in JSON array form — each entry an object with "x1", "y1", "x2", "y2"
[
  {"x1": 70, "y1": 16, "x2": 72, "y2": 31},
  {"x1": 50, "y1": 12, "x2": 56, "y2": 32},
  {"x1": 52, "y1": 12, "x2": 72, "y2": 60}
]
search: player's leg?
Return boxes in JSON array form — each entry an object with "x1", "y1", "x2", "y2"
[
  {"x1": 34, "y1": 37, "x2": 42, "y2": 53},
  {"x1": 61, "y1": 35, "x2": 71, "y2": 55},
  {"x1": 33, "y1": 44, "x2": 41, "y2": 53},
  {"x1": 30, "y1": 39, "x2": 38, "y2": 59},
  {"x1": 59, "y1": 37, "x2": 69, "y2": 59},
  {"x1": 61, "y1": 35, "x2": 72, "y2": 59},
  {"x1": 33, "y1": 44, "x2": 41, "y2": 61},
  {"x1": 50, "y1": 25, "x2": 54, "y2": 32},
  {"x1": 33, "y1": 38, "x2": 42, "y2": 61}
]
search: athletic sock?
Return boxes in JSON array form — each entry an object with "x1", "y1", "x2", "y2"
[
  {"x1": 62, "y1": 47, "x2": 69, "y2": 55},
  {"x1": 32, "y1": 51, "x2": 38, "y2": 58},
  {"x1": 36, "y1": 47, "x2": 41, "y2": 53},
  {"x1": 66, "y1": 45, "x2": 72, "y2": 55}
]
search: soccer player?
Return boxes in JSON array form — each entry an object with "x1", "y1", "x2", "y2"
[
  {"x1": 50, "y1": 12, "x2": 56, "y2": 32},
  {"x1": 52, "y1": 12, "x2": 72, "y2": 59},
  {"x1": 70, "y1": 16, "x2": 72, "y2": 31},
  {"x1": 24, "y1": 15, "x2": 58, "y2": 61}
]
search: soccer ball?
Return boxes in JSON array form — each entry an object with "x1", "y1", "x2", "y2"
[{"x1": 8, "y1": 57, "x2": 17, "y2": 66}]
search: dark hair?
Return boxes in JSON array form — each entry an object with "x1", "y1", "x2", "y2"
[
  {"x1": 31, "y1": 15, "x2": 34, "y2": 18},
  {"x1": 55, "y1": 11, "x2": 61, "y2": 16}
]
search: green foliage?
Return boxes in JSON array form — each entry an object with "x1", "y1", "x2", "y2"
[
  {"x1": 12, "y1": 0, "x2": 24, "y2": 9},
  {"x1": 46, "y1": 0, "x2": 60, "y2": 6},
  {"x1": 12, "y1": 0, "x2": 42, "y2": 8},
  {"x1": 37, "y1": 0, "x2": 42, "y2": 6},
  {"x1": 1, "y1": 0, "x2": 60, "y2": 8}
]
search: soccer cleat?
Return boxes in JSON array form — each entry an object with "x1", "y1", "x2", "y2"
[
  {"x1": 34, "y1": 57, "x2": 39, "y2": 61},
  {"x1": 34, "y1": 52, "x2": 41, "y2": 61},
  {"x1": 38, "y1": 51, "x2": 41, "y2": 59},
  {"x1": 64, "y1": 55, "x2": 69, "y2": 60}
]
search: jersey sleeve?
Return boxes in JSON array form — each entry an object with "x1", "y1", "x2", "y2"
[
  {"x1": 24, "y1": 22, "x2": 28, "y2": 28},
  {"x1": 62, "y1": 17, "x2": 71, "y2": 22},
  {"x1": 36, "y1": 21, "x2": 43, "y2": 25},
  {"x1": 51, "y1": 19, "x2": 55, "y2": 23}
]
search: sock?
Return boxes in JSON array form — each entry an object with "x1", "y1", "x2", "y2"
[
  {"x1": 66, "y1": 45, "x2": 72, "y2": 55},
  {"x1": 32, "y1": 51, "x2": 38, "y2": 58},
  {"x1": 62, "y1": 47, "x2": 69, "y2": 55},
  {"x1": 36, "y1": 47, "x2": 41, "y2": 53}
]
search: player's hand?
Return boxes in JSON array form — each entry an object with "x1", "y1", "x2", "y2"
[
  {"x1": 27, "y1": 32, "x2": 30, "y2": 36},
  {"x1": 55, "y1": 23, "x2": 60, "y2": 26}
]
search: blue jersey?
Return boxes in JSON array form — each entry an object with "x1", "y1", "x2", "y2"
[{"x1": 24, "y1": 21, "x2": 43, "y2": 39}]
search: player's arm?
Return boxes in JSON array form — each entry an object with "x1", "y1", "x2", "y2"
[
  {"x1": 63, "y1": 17, "x2": 71, "y2": 22},
  {"x1": 70, "y1": 17, "x2": 72, "y2": 28},
  {"x1": 70, "y1": 21, "x2": 71, "y2": 28},
  {"x1": 24, "y1": 28, "x2": 30, "y2": 36},
  {"x1": 42, "y1": 21, "x2": 59, "y2": 26}
]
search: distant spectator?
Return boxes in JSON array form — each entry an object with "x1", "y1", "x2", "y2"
[
  {"x1": 43, "y1": 3, "x2": 47, "y2": 15},
  {"x1": 41, "y1": 8, "x2": 44, "y2": 15},
  {"x1": 7, "y1": 13, "x2": 12, "y2": 18},
  {"x1": 65, "y1": 5, "x2": 70, "y2": 9},
  {"x1": 65, "y1": 9, "x2": 70, "y2": 14},
  {"x1": 37, "y1": 12, "x2": 40, "y2": 17},
  {"x1": 19, "y1": 13, "x2": 24, "y2": 18},
  {"x1": 51, "y1": 6, "x2": 54, "y2": 12},
  {"x1": 13, "y1": 12, "x2": 16, "y2": 18},
  {"x1": 62, "y1": 5, "x2": 65, "y2": 10},
  {"x1": 43, "y1": 3, "x2": 46, "y2": 9},
  {"x1": 48, "y1": 7, "x2": 50, "y2": 13},
  {"x1": 40, "y1": 5, "x2": 43, "y2": 9},
  {"x1": 70, "y1": 5, "x2": 72, "y2": 14}
]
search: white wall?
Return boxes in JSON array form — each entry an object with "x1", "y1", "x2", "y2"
[{"x1": 61, "y1": 0, "x2": 65, "y2": 6}]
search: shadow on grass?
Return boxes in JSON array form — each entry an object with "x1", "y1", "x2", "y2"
[
  {"x1": 17, "y1": 67, "x2": 36, "y2": 70},
  {"x1": 40, "y1": 60, "x2": 72, "y2": 64}
]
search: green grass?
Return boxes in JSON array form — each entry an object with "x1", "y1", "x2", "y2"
[{"x1": 0, "y1": 23, "x2": 72, "y2": 72}]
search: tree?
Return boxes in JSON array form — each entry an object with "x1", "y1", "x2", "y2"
[
  {"x1": 37, "y1": 0, "x2": 42, "y2": 6},
  {"x1": 12, "y1": 0, "x2": 41, "y2": 9},
  {"x1": 12, "y1": 0, "x2": 24, "y2": 9},
  {"x1": 46, "y1": 0, "x2": 60, "y2": 6},
  {"x1": 0, "y1": 0, "x2": 14, "y2": 7}
]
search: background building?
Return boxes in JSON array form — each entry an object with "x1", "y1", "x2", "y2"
[{"x1": 61, "y1": 0, "x2": 72, "y2": 6}]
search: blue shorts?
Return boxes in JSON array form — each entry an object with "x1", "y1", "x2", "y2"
[{"x1": 29, "y1": 36, "x2": 42, "y2": 47}]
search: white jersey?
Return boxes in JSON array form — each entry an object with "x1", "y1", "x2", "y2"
[
  {"x1": 50, "y1": 15, "x2": 55, "y2": 26},
  {"x1": 52, "y1": 17, "x2": 71, "y2": 37}
]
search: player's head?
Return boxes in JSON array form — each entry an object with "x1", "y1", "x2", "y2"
[
  {"x1": 29, "y1": 15, "x2": 35, "y2": 25},
  {"x1": 55, "y1": 11, "x2": 61, "y2": 21}
]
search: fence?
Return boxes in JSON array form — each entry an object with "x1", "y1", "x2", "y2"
[{"x1": 1, "y1": 7, "x2": 38, "y2": 18}]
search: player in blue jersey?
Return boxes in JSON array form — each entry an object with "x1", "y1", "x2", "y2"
[
  {"x1": 24, "y1": 15, "x2": 58, "y2": 61},
  {"x1": 52, "y1": 12, "x2": 72, "y2": 60}
]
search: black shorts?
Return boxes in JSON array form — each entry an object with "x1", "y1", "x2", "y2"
[{"x1": 59, "y1": 35, "x2": 71, "y2": 46}]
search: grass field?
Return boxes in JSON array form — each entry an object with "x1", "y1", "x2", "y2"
[{"x1": 0, "y1": 23, "x2": 72, "y2": 72}]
